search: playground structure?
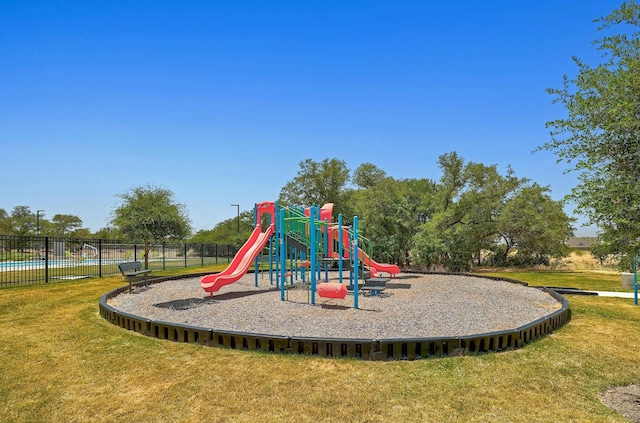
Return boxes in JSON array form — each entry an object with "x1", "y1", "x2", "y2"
[
  {"x1": 200, "y1": 201, "x2": 400, "y2": 309},
  {"x1": 100, "y1": 202, "x2": 571, "y2": 361}
]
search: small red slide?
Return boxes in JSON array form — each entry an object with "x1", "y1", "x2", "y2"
[
  {"x1": 358, "y1": 248, "x2": 400, "y2": 277},
  {"x1": 200, "y1": 224, "x2": 275, "y2": 296}
]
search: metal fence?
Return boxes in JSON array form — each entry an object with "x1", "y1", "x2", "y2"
[{"x1": 0, "y1": 235, "x2": 238, "y2": 287}]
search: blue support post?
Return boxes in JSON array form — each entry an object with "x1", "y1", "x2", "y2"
[
  {"x1": 274, "y1": 203, "x2": 280, "y2": 288},
  {"x1": 353, "y1": 216, "x2": 359, "y2": 310},
  {"x1": 280, "y1": 209, "x2": 286, "y2": 301},
  {"x1": 268, "y1": 203, "x2": 275, "y2": 284},
  {"x1": 254, "y1": 203, "x2": 259, "y2": 287},
  {"x1": 294, "y1": 245, "x2": 297, "y2": 284},
  {"x1": 349, "y1": 231, "x2": 354, "y2": 289},
  {"x1": 289, "y1": 244, "x2": 295, "y2": 284},
  {"x1": 301, "y1": 250, "x2": 307, "y2": 282},
  {"x1": 268, "y1": 236, "x2": 274, "y2": 283},
  {"x1": 316, "y1": 206, "x2": 321, "y2": 282},
  {"x1": 338, "y1": 214, "x2": 343, "y2": 284},
  {"x1": 324, "y1": 218, "x2": 329, "y2": 282},
  {"x1": 310, "y1": 205, "x2": 316, "y2": 305}
]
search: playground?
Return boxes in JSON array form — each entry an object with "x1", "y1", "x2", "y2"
[
  {"x1": 198, "y1": 201, "x2": 402, "y2": 307},
  {"x1": 102, "y1": 201, "x2": 569, "y2": 360},
  {"x1": 107, "y1": 270, "x2": 563, "y2": 340}
]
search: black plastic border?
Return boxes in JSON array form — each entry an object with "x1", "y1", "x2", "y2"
[{"x1": 99, "y1": 272, "x2": 571, "y2": 360}]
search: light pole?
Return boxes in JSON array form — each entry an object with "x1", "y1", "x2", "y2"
[
  {"x1": 36, "y1": 210, "x2": 45, "y2": 237},
  {"x1": 230, "y1": 204, "x2": 240, "y2": 234}
]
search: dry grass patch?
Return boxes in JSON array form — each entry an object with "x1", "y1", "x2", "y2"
[{"x1": 554, "y1": 250, "x2": 617, "y2": 272}]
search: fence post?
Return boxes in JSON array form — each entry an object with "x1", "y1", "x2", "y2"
[
  {"x1": 201, "y1": 243, "x2": 204, "y2": 266},
  {"x1": 99, "y1": 238, "x2": 103, "y2": 277},
  {"x1": 162, "y1": 242, "x2": 166, "y2": 270},
  {"x1": 44, "y1": 237, "x2": 49, "y2": 283},
  {"x1": 184, "y1": 243, "x2": 187, "y2": 268},
  {"x1": 215, "y1": 244, "x2": 218, "y2": 264}
]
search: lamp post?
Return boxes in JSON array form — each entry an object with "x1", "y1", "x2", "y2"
[
  {"x1": 230, "y1": 204, "x2": 240, "y2": 234},
  {"x1": 36, "y1": 210, "x2": 45, "y2": 237}
]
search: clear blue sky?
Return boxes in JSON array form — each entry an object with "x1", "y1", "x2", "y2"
[{"x1": 1, "y1": 1, "x2": 620, "y2": 236}]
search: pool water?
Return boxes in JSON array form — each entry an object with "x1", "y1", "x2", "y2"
[{"x1": 0, "y1": 259, "x2": 121, "y2": 269}]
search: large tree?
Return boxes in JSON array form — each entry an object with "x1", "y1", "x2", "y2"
[
  {"x1": 9, "y1": 206, "x2": 37, "y2": 236},
  {"x1": 353, "y1": 170, "x2": 435, "y2": 266},
  {"x1": 413, "y1": 153, "x2": 517, "y2": 271},
  {"x1": 495, "y1": 184, "x2": 575, "y2": 266},
  {"x1": 110, "y1": 185, "x2": 192, "y2": 268},
  {"x1": 278, "y1": 158, "x2": 350, "y2": 215},
  {"x1": 540, "y1": 1, "x2": 640, "y2": 268},
  {"x1": 413, "y1": 153, "x2": 573, "y2": 271},
  {"x1": 50, "y1": 214, "x2": 83, "y2": 237}
]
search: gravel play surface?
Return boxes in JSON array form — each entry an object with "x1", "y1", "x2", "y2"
[{"x1": 107, "y1": 272, "x2": 563, "y2": 339}]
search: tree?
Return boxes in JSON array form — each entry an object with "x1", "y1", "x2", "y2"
[
  {"x1": 413, "y1": 153, "x2": 521, "y2": 271},
  {"x1": 189, "y1": 210, "x2": 254, "y2": 246},
  {"x1": 0, "y1": 208, "x2": 10, "y2": 234},
  {"x1": 70, "y1": 228, "x2": 93, "y2": 239},
  {"x1": 353, "y1": 174, "x2": 435, "y2": 265},
  {"x1": 50, "y1": 214, "x2": 83, "y2": 237},
  {"x1": 93, "y1": 226, "x2": 122, "y2": 240},
  {"x1": 9, "y1": 206, "x2": 37, "y2": 236},
  {"x1": 412, "y1": 153, "x2": 573, "y2": 271},
  {"x1": 540, "y1": 1, "x2": 640, "y2": 268},
  {"x1": 110, "y1": 185, "x2": 192, "y2": 268},
  {"x1": 278, "y1": 158, "x2": 350, "y2": 215},
  {"x1": 352, "y1": 162, "x2": 387, "y2": 189},
  {"x1": 495, "y1": 184, "x2": 575, "y2": 266}
]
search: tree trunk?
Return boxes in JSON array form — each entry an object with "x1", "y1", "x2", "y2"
[{"x1": 144, "y1": 238, "x2": 149, "y2": 269}]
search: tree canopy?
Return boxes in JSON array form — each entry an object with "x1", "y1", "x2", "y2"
[
  {"x1": 277, "y1": 153, "x2": 574, "y2": 271},
  {"x1": 540, "y1": 1, "x2": 640, "y2": 269},
  {"x1": 50, "y1": 214, "x2": 83, "y2": 237},
  {"x1": 0, "y1": 206, "x2": 90, "y2": 238},
  {"x1": 412, "y1": 153, "x2": 574, "y2": 271},
  {"x1": 278, "y1": 158, "x2": 351, "y2": 216},
  {"x1": 110, "y1": 185, "x2": 192, "y2": 268},
  {"x1": 190, "y1": 209, "x2": 254, "y2": 246}
]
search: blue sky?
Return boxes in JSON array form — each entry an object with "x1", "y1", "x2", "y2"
[{"x1": 1, "y1": 1, "x2": 622, "y2": 236}]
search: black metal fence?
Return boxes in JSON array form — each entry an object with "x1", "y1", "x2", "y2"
[{"x1": 0, "y1": 235, "x2": 238, "y2": 287}]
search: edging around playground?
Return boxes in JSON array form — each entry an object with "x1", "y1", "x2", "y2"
[{"x1": 99, "y1": 272, "x2": 571, "y2": 361}]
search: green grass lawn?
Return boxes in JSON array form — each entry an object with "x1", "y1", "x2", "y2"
[
  {"x1": 476, "y1": 270, "x2": 627, "y2": 292},
  {"x1": 1, "y1": 268, "x2": 639, "y2": 422}
]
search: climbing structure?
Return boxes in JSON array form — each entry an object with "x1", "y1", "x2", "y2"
[{"x1": 201, "y1": 200, "x2": 399, "y2": 309}]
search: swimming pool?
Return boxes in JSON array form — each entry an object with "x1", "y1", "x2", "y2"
[{"x1": 0, "y1": 259, "x2": 123, "y2": 270}]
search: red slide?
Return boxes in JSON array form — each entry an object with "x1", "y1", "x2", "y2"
[
  {"x1": 358, "y1": 248, "x2": 401, "y2": 277},
  {"x1": 200, "y1": 224, "x2": 275, "y2": 296},
  {"x1": 329, "y1": 225, "x2": 400, "y2": 277}
]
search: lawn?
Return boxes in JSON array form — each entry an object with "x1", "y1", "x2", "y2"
[
  {"x1": 477, "y1": 270, "x2": 626, "y2": 292},
  {"x1": 1, "y1": 267, "x2": 639, "y2": 422}
]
